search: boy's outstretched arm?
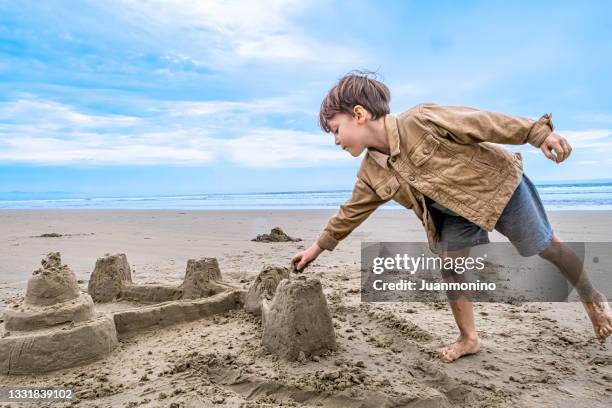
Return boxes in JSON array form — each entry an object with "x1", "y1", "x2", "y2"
[
  {"x1": 292, "y1": 177, "x2": 390, "y2": 271},
  {"x1": 419, "y1": 104, "x2": 572, "y2": 162}
]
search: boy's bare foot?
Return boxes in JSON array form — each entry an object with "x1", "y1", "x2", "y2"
[
  {"x1": 583, "y1": 300, "x2": 612, "y2": 343},
  {"x1": 437, "y1": 336, "x2": 481, "y2": 363}
]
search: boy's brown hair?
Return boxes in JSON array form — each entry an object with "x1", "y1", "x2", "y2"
[{"x1": 319, "y1": 70, "x2": 391, "y2": 133}]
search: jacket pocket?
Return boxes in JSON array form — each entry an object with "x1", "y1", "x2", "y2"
[
  {"x1": 374, "y1": 176, "x2": 400, "y2": 200},
  {"x1": 411, "y1": 133, "x2": 440, "y2": 167},
  {"x1": 471, "y1": 158, "x2": 500, "y2": 173},
  {"x1": 469, "y1": 142, "x2": 504, "y2": 173}
]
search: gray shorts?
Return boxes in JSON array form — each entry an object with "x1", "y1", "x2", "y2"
[{"x1": 429, "y1": 174, "x2": 554, "y2": 257}]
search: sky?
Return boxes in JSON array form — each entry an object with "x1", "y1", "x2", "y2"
[{"x1": 1, "y1": 0, "x2": 611, "y2": 196}]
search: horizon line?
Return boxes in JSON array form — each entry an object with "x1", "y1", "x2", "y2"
[{"x1": 2, "y1": 177, "x2": 612, "y2": 200}]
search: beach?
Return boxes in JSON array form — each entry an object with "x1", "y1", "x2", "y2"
[{"x1": 1, "y1": 209, "x2": 611, "y2": 407}]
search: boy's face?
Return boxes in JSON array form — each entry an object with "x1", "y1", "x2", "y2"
[{"x1": 328, "y1": 108, "x2": 370, "y2": 157}]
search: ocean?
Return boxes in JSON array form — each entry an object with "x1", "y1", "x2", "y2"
[{"x1": 1, "y1": 181, "x2": 612, "y2": 211}]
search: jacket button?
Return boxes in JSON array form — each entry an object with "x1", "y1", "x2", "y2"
[
  {"x1": 408, "y1": 175, "x2": 416, "y2": 181},
  {"x1": 385, "y1": 186, "x2": 391, "y2": 194},
  {"x1": 422, "y1": 149, "x2": 430, "y2": 155},
  {"x1": 389, "y1": 156, "x2": 396, "y2": 163}
]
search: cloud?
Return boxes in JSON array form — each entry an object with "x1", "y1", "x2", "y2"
[
  {"x1": 162, "y1": 95, "x2": 316, "y2": 118},
  {"x1": 561, "y1": 129, "x2": 612, "y2": 149},
  {"x1": 509, "y1": 128, "x2": 612, "y2": 156},
  {"x1": 0, "y1": 133, "x2": 216, "y2": 165},
  {"x1": 109, "y1": 0, "x2": 360, "y2": 66},
  {"x1": 224, "y1": 128, "x2": 346, "y2": 168},
  {"x1": 2, "y1": 95, "x2": 612, "y2": 168},
  {"x1": 0, "y1": 96, "x2": 349, "y2": 167},
  {"x1": 0, "y1": 98, "x2": 141, "y2": 129}
]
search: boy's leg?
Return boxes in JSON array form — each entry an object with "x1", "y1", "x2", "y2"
[
  {"x1": 437, "y1": 247, "x2": 481, "y2": 363},
  {"x1": 539, "y1": 234, "x2": 612, "y2": 342},
  {"x1": 495, "y1": 174, "x2": 612, "y2": 342}
]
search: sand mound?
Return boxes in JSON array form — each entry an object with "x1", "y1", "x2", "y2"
[
  {"x1": 0, "y1": 252, "x2": 117, "y2": 374},
  {"x1": 244, "y1": 265, "x2": 290, "y2": 316},
  {"x1": 26, "y1": 252, "x2": 80, "y2": 306},
  {"x1": 251, "y1": 227, "x2": 302, "y2": 242},
  {"x1": 262, "y1": 277, "x2": 336, "y2": 360}
]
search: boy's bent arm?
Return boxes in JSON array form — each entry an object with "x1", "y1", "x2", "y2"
[
  {"x1": 419, "y1": 103, "x2": 554, "y2": 148},
  {"x1": 317, "y1": 178, "x2": 388, "y2": 251}
]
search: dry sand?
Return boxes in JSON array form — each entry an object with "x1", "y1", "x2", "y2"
[{"x1": 1, "y1": 209, "x2": 611, "y2": 407}]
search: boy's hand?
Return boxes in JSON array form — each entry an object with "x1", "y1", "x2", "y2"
[
  {"x1": 292, "y1": 243, "x2": 324, "y2": 272},
  {"x1": 540, "y1": 132, "x2": 572, "y2": 163}
]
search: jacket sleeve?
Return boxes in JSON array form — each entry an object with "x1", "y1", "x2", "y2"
[
  {"x1": 316, "y1": 177, "x2": 388, "y2": 251},
  {"x1": 419, "y1": 103, "x2": 555, "y2": 148}
]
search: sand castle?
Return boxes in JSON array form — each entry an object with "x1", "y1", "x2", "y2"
[
  {"x1": 88, "y1": 253, "x2": 244, "y2": 335},
  {"x1": 0, "y1": 252, "x2": 245, "y2": 375},
  {"x1": 246, "y1": 267, "x2": 336, "y2": 360},
  {"x1": 0, "y1": 252, "x2": 334, "y2": 375},
  {"x1": 88, "y1": 254, "x2": 235, "y2": 303},
  {"x1": 0, "y1": 253, "x2": 118, "y2": 375}
]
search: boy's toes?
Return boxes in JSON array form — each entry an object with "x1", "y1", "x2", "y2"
[
  {"x1": 436, "y1": 338, "x2": 481, "y2": 363},
  {"x1": 437, "y1": 347, "x2": 456, "y2": 363},
  {"x1": 598, "y1": 326, "x2": 611, "y2": 342},
  {"x1": 440, "y1": 353, "x2": 453, "y2": 363},
  {"x1": 584, "y1": 300, "x2": 612, "y2": 343}
]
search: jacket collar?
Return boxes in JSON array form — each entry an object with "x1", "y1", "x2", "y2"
[{"x1": 367, "y1": 114, "x2": 401, "y2": 169}]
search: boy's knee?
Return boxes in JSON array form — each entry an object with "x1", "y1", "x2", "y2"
[
  {"x1": 538, "y1": 240, "x2": 561, "y2": 261},
  {"x1": 535, "y1": 233, "x2": 559, "y2": 259}
]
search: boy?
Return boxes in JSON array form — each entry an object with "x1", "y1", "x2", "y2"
[{"x1": 291, "y1": 71, "x2": 612, "y2": 362}]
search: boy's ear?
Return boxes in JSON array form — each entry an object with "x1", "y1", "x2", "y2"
[{"x1": 353, "y1": 105, "x2": 367, "y2": 123}]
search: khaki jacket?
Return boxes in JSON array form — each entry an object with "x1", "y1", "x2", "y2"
[{"x1": 316, "y1": 103, "x2": 554, "y2": 251}]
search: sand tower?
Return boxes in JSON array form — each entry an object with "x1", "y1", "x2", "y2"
[
  {"x1": 180, "y1": 257, "x2": 232, "y2": 298},
  {"x1": 246, "y1": 267, "x2": 336, "y2": 361},
  {"x1": 262, "y1": 277, "x2": 337, "y2": 360},
  {"x1": 0, "y1": 253, "x2": 118, "y2": 375},
  {"x1": 244, "y1": 265, "x2": 290, "y2": 316}
]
